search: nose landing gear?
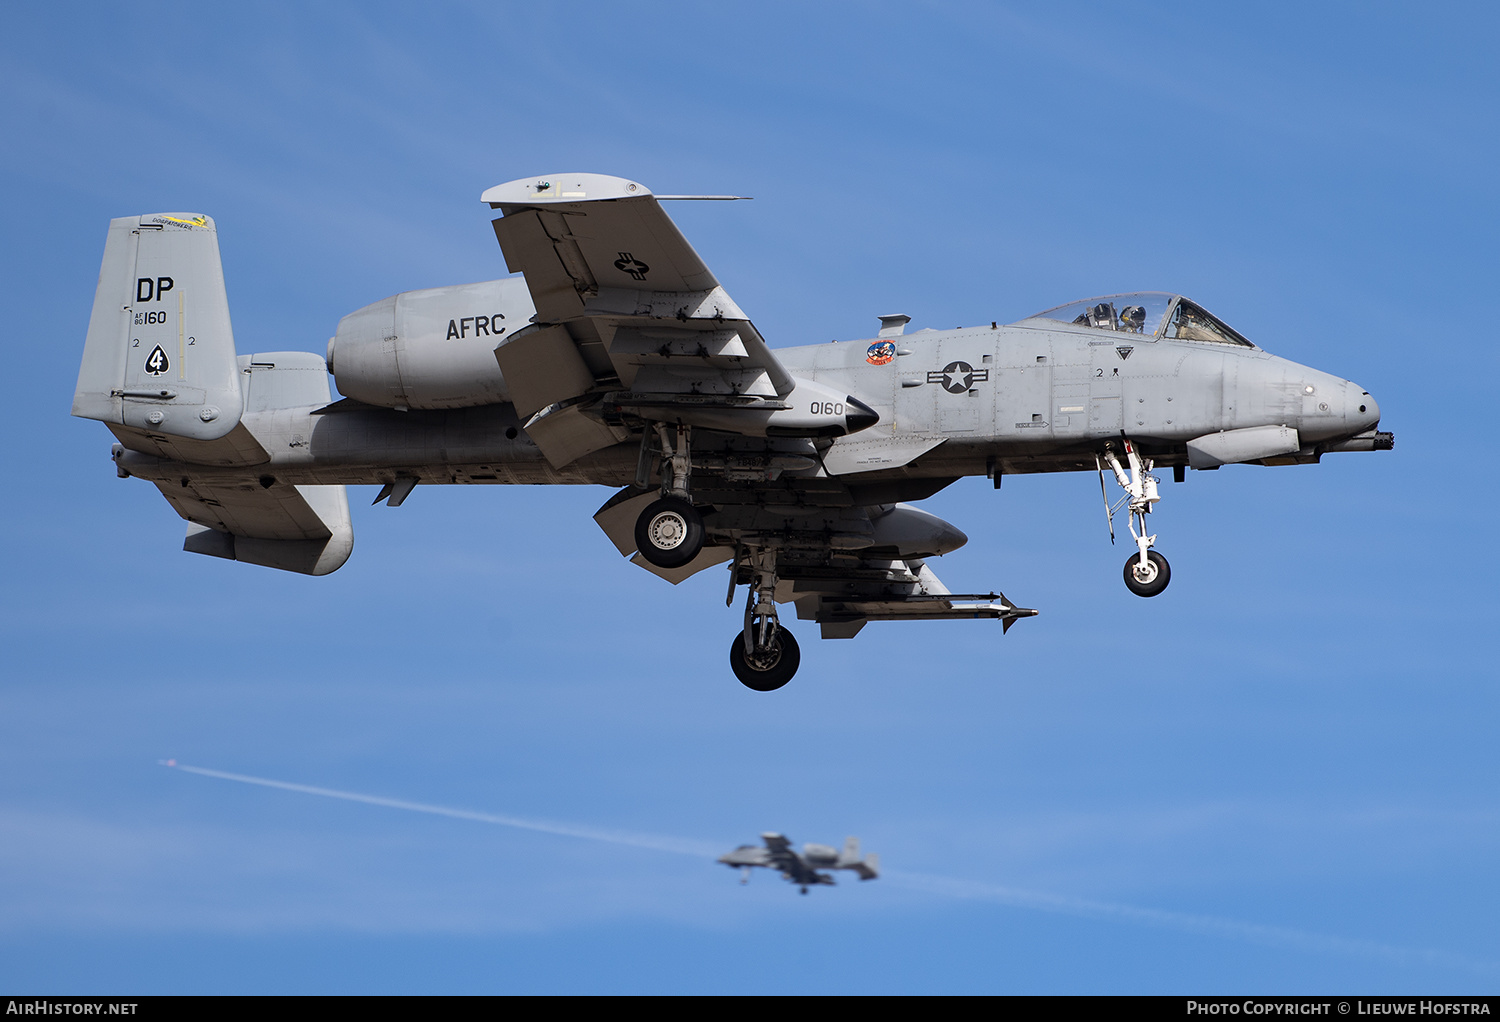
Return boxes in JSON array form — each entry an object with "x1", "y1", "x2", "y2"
[{"x1": 1098, "y1": 440, "x2": 1172, "y2": 598}]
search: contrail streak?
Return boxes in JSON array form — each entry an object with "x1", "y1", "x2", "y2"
[
  {"x1": 880, "y1": 871, "x2": 1496, "y2": 975},
  {"x1": 163, "y1": 760, "x2": 1493, "y2": 974},
  {"x1": 160, "y1": 760, "x2": 719, "y2": 858}
]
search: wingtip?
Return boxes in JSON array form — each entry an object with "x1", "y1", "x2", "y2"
[{"x1": 481, "y1": 174, "x2": 652, "y2": 206}]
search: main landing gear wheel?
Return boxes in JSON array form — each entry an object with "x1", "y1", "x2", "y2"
[
  {"x1": 729, "y1": 626, "x2": 801, "y2": 691},
  {"x1": 1124, "y1": 550, "x2": 1171, "y2": 597},
  {"x1": 634, "y1": 497, "x2": 704, "y2": 568}
]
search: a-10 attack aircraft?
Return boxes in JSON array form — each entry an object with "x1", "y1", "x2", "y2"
[
  {"x1": 718, "y1": 833, "x2": 879, "y2": 894},
  {"x1": 74, "y1": 173, "x2": 1392, "y2": 690}
]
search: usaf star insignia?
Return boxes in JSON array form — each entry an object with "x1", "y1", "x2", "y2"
[{"x1": 926, "y1": 360, "x2": 988, "y2": 394}]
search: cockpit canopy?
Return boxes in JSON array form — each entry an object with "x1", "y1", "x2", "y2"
[{"x1": 1018, "y1": 292, "x2": 1254, "y2": 347}]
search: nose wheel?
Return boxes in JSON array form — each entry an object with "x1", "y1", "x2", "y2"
[{"x1": 1123, "y1": 549, "x2": 1171, "y2": 597}]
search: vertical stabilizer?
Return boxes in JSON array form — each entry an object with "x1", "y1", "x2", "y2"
[{"x1": 74, "y1": 214, "x2": 244, "y2": 441}]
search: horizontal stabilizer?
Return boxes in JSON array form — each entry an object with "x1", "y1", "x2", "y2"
[{"x1": 179, "y1": 483, "x2": 353, "y2": 576}]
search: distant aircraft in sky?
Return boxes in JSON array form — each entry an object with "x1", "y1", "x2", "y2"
[
  {"x1": 74, "y1": 174, "x2": 1391, "y2": 690},
  {"x1": 719, "y1": 833, "x2": 879, "y2": 893}
]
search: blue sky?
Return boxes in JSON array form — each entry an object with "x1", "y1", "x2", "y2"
[{"x1": 1, "y1": 0, "x2": 1496, "y2": 994}]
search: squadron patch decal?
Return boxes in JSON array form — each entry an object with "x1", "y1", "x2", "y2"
[
  {"x1": 866, "y1": 341, "x2": 896, "y2": 366},
  {"x1": 144, "y1": 344, "x2": 171, "y2": 377},
  {"x1": 926, "y1": 360, "x2": 989, "y2": 394}
]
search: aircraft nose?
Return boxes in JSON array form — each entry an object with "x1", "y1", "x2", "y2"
[{"x1": 1349, "y1": 385, "x2": 1380, "y2": 431}]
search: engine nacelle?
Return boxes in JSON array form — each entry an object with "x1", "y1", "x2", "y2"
[
  {"x1": 327, "y1": 278, "x2": 535, "y2": 410},
  {"x1": 802, "y1": 843, "x2": 840, "y2": 866}
]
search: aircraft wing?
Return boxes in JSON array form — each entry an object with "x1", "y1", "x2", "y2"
[
  {"x1": 760, "y1": 833, "x2": 794, "y2": 854},
  {"x1": 482, "y1": 174, "x2": 795, "y2": 468},
  {"x1": 717, "y1": 845, "x2": 772, "y2": 869}
]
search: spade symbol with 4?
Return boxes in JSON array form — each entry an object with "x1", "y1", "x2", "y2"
[{"x1": 144, "y1": 344, "x2": 171, "y2": 376}]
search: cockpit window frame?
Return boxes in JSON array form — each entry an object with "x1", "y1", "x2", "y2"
[
  {"x1": 1163, "y1": 297, "x2": 1256, "y2": 348},
  {"x1": 1017, "y1": 293, "x2": 1258, "y2": 349},
  {"x1": 1022, "y1": 292, "x2": 1177, "y2": 338}
]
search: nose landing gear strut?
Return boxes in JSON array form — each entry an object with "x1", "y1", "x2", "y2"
[{"x1": 1098, "y1": 440, "x2": 1171, "y2": 597}]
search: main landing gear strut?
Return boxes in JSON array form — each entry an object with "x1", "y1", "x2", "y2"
[
  {"x1": 634, "y1": 424, "x2": 705, "y2": 569},
  {"x1": 727, "y1": 546, "x2": 800, "y2": 691},
  {"x1": 629, "y1": 424, "x2": 800, "y2": 691},
  {"x1": 1098, "y1": 439, "x2": 1171, "y2": 597}
]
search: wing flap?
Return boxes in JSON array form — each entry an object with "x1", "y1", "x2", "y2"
[
  {"x1": 523, "y1": 401, "x2": 631, "y2": 469},
  {"x1": 495, "y1": 324, "x2": 598, "y2": 419}
]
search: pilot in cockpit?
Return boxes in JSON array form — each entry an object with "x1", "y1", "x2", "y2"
[
  {"x1": 1119, "y1": 305, "x2": 1146, "y2": 333},
  {"x1": 1074, "y1": 302, "x2": 1118, "y2": 330}
]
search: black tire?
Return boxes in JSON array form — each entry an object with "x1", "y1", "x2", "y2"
[
  {"x1": 1123, "y1": 549, "x2": 1171, "y2": 597},
  {"x1": 729, "y1": 625, "x2": 801, "y2": 691},
  {"x1": 634, "y1": 497, "x2": 704, "y2": 568}
]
